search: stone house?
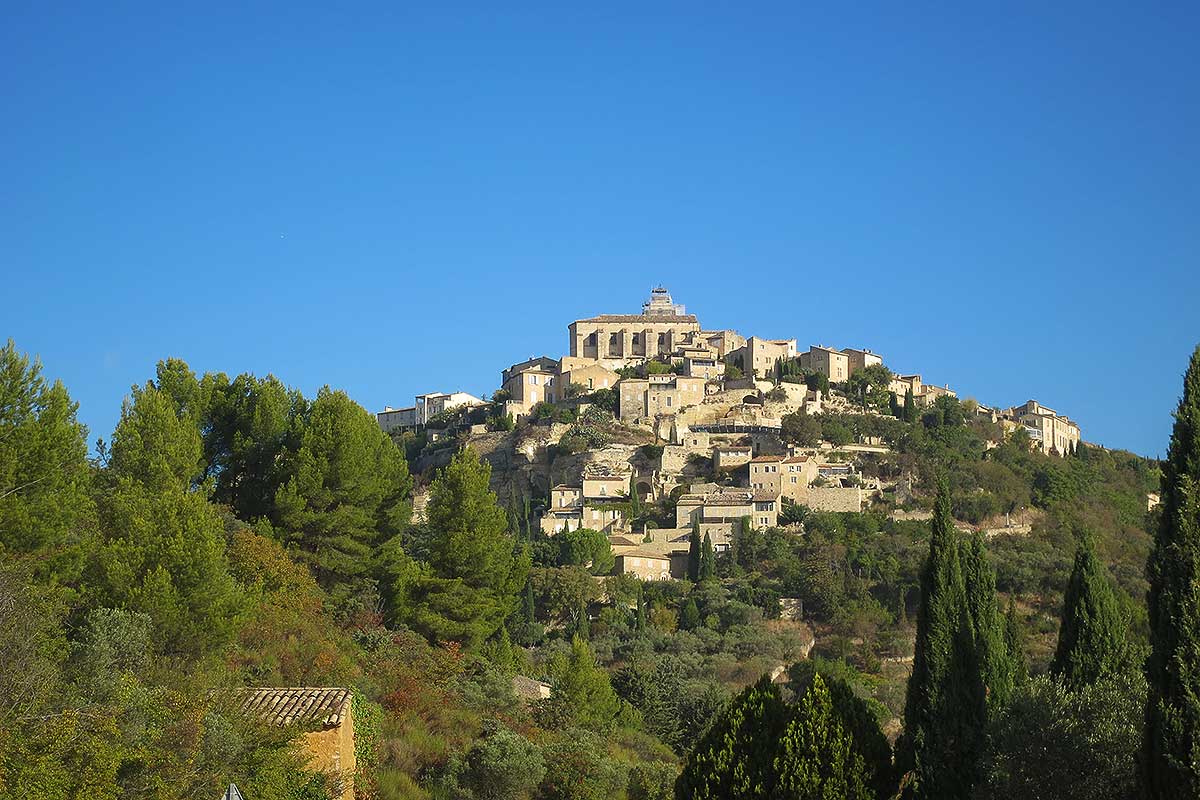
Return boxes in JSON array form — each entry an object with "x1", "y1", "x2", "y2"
[
  {"x1": 614, "y1": 551, "x2": 674, "y2": 581},
  {"x1": 713, "y1": 445, "x2": 753, "y2": 471},
  {"x1": 731, "y1": 336, "x2": 798, "y2": 379},
  {"x1": 558, "y1": 363, "x2": 619, "y2": 396},
  {"x1": 749, "y1": 455, "x2": 785, "y2": 495},
  {"x1": 916, "y1": 383, "x2": 957, "y2": 406},
  {"x1": 842, "y1": 348, "x2": 883, "y2": 376},
  {"x1": 501, "y1": 356, "x2": 560, "y2": 419},
  {"x1": 888, "y1": 374, "x2": 923, "y2": 402},
  {"x1": 236, "y1": 688, "x2": 356, "y2": 800},
  {"x1": 376, "y1": 406, "x2": 416, "y2": 433},
  {"x1": 415, "y1": 391, "x2": 486, "y2": 427},
  {"x1": 799, "y1": 346, "x2": 850, "y2": 383},
  {"x1": 618, "y1": 374, "x2": 706, "y2": 420},
  {"x1": 1004, "y1": 399, "x2": 1081, "y2": 456}
]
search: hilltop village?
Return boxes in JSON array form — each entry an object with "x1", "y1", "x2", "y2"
[{"x1": 377, "y1": 288, "x2": 1082, "y2": 581}]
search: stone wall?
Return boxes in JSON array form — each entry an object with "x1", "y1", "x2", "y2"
[{"x1": 796, "y1": 486, "x2": 863, "y2": 513}]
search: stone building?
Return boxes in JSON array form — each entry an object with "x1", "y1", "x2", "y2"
[
  {"x1": 799, "y1": 346, "x2": 850, "y2": 383},
  {"x1": 917, "y1": 383, "x2": 957, "y2": 406},
  {"x1": 713, "y1": 444, "x2": 753, "y2": 471},
  {"x1": 236, "y1": 688, "x2": 356, "y2": 800},
  {"x1": 501, "y1": 356, "x2": 559, "y2": 418},
  {"x1": 558, "y1": 362, "x2": 619, "y2": 395},
  {"x1": 1005, "y1": 399, "x2": 1081, "y2": 456},
  {"x1": 614, "y1": 551, "x2": 674, "y2": 581},
  {"x1": 376, "y1": 406, "x2": 416, "y2": 433},
  {"x1": 568, "y1": 287, "x2": 701, "y2": 369},
  {"x1": 540, "y1": 466, "x2": 632, "y2": 535},
  {"x1": 888, "y1": 374, "x2": 923, "y2": 402},
  {"x1": 842, "y1": 348, "x2": 883, "y2": 375},
  {"x1": 730, "y1": 336, "x2": 798, "y2": 379},
  {"x1": 378, "y1": 390, "x2": 484, "y2": 432},
  {"x1": 618, "y1": 374, "x2": 706, "y2": 420}
]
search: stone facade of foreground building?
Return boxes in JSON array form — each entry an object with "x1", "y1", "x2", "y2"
[{"x1": 236, "y1": 688, "x2": 356, "y2": 800}]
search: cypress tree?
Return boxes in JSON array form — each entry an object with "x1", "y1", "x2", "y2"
[
  {"x1": 1003, "y1": 598, "x2": 1028, "y2": 687},
  {"x1": 1051, "y1": 532, "x2": 1127, "y2": 690},
  {"x1": 962, "y1": 532, "x2": 1014, "y2": 708},
  {"x1": 635, "y1": 581, "x2": 646, "y2": 631},
  {"x1": 679, "y1": 597, "x2": 701, "y2": 630},
  {"x1": 1142, "y1": 345, "x2": 1200, "y2": 798},
  {"x1": 687, "y1": 521, "x2": 701, "y2": 581},
  {"x1": 699, "y1": 532, "x2": 716, "y2": 581},
  {"x1": 898, "y1": 481, "x2": 984, "y2": 800},
  {"x1": 904, "y1": 388, "x2": 919, "y2": 423}
]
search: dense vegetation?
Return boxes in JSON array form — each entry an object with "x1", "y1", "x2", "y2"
[{"x1": 2, "y1": 338, "x2": 1195, "y2": 800}]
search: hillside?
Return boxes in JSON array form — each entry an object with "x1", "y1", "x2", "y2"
[{"x1": 0, "y1": 337, "x2": 1163, "y2": 800}]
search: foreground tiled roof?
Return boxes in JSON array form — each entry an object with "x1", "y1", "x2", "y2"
[
  {"x1": 236, "y1": 687, "x2": 351, "y2": 729},
  {"x1": 750, "y1": 455, "x2": 784, "y2": 462}
]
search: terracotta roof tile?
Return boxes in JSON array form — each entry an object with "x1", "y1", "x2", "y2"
[{"x1": 236, "y1": 687, "x2": 351, "y2": 729}]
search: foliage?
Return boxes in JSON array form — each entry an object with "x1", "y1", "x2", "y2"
[
  {"x1": 557, "y1": 527, "x2": 615, "y2": 575},
  {"x1": 539, "y1": 636, "x2": 626, "y2": 732},
  {"x1": 897, "y1": 482, "x2": 984, "y2": 800},
  {"x1": 978, "y1": 672, "x2": 1144, "y2": 800},
  {"x1": 1143, "y1": 344, "x2": 1200, "y2": 798},
  {"x1": 781, "y1": 410, "x2": 821, "y2": 447},
  {"x1": 1051, "y1": 531, "x2": 1129, "y2": 689},
  {"x1": 273, "y1": 387, "x2": 412, "y2": 609}
]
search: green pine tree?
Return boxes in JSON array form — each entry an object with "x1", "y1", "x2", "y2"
[
  {"x1": 1142, "y1": 344, "x2": 1200, "y2": 798},
  {"x1": 546, "y1": 635, "x2": 623, "y2": 731},
  {"x1": 898, "y1": 480, "x2": 985, "y2": 800},
  {"x1": 395, "y1": 449, "x2": 529, "y2": 650},
  {"x1": 904, "y1": 388, "x2": 919, "y2": 423},
  {"x1": 0, "y1": 341, "x2": 94, "y2": 576},
  {"x1": 776, "y1": 674, "x2": 873, "y2": 800},
  {"x1": 675, "y1": 675, "x2": 790, "y2": 799},
  {"x1": 273, "y1": 388, "x2": 412, "y2": 606},
  {"x1": 1051, "y1": 532, "x2": 1127, "y2": 690}
]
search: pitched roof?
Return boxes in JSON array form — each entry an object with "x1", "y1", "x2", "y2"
[
  {"x1": 617, "y1": 550, "x2": 672, "y2": 561},
  {"x1": 576, "y1": 314, "x2": 699, "y2": 323},
  {"x1": 752, "y1": 491, "x2": 780, "y2": 502},
  {"x1": 751, "y1": 455, "x2": 784, "y2": 463},
  {"x1": 236, "y1": 687, "x2": 351, "y2": 729}
]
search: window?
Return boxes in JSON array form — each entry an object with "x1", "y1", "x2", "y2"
[
  {"x1": 587, "y1": 378, "x2": 594, "y2": 388},
  {"x1": 666, "y1": 396, "x2": 673, "y2": 407},
  {"x1": 599, "y1": 485, "x2": 607, "y2": 496},
  {"x1": 530, "y1": 375, "x2": 538, "y2": 384}
]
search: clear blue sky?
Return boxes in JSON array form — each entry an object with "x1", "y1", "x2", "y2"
[{"x1": 3, "y1": 3, "x2": 1197, "y2": 457}]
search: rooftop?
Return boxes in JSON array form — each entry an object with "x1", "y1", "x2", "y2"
[{"x1": 235, "y1": 687, "x2": 352, "y2": 729}]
